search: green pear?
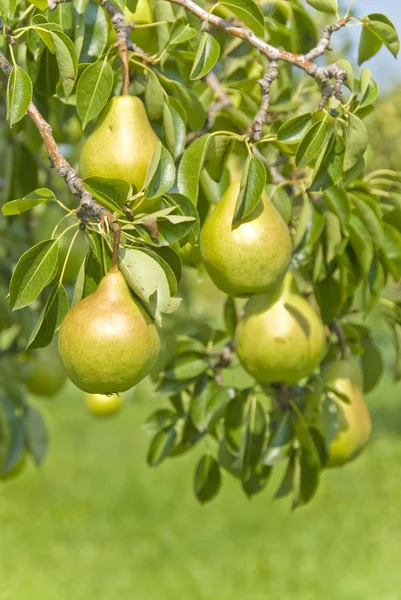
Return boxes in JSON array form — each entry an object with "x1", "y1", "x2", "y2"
[
  {"x1": 323, "y1": 360, "x2": 371, "y2": 468},
  {"x1": 199, "y1": 181, "x2": 292, "y2": 297},
  {"x1": 79, "y1": 95, "x2": 159, "y2": 193},
  {"x1": 58, "y1": 268, "x2": 160, "y2": 394},
  {"x1": 235, "y1": 273, "x2": 326, "y2": 385},
  {"x1": 23, "y1": 340, "x2": 67, "y2": 397}
]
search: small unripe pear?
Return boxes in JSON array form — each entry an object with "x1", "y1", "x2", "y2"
[
  {"x1": 79, "y1": 96, "x2": 159, "y2": 193},
  {"x1": 58, "y1": 269, "x2": 160, "y2": 394},
  {"x1": 323, "y1": 360, "x2": 371, "y2": 467},
  {"x1": 199, "y1": 181, "x2": 292, "y2": 297},
  {"x1": 23, "y1": 341, "x2": 67, "y2": 397},
  {"x1": 235, "y1": 273, "x2": 326, "y2": 385},
  {"x1": 85, "y1": 392, "x2": 122, "y2": 417}
]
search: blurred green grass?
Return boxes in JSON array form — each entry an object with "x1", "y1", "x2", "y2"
[{"x1": 1, "y1": 329, "x2": 401, "y2": 600}]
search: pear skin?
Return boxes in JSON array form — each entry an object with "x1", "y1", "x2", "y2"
[
  {"x1": 79, "y1": 96, "x2": 159, "y2": 193},
  {"x1": 323, "y1": 360, "x2": 371, "y2": 467},
  {"x1": 58, "y1": 269, "x2": 160, "y2": 393},
  {"x1": 199, "y1": 181, "x2": 292, "y2": 297},
  {"x1": 235, "y1": 273, "x2": 326, "y2": 385}
]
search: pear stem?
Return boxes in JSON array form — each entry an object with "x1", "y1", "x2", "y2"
[{"x1": 111, "y1": 220, "x2": 122, "y2": 270}]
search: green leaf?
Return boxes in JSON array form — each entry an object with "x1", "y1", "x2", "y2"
[
  {"x1": 224, "y1": 297, "x2": 237, "y2": 337},
  {"x1": 309, "y1": 133, "x2": 345, "y2": 192},
  {"x1": 360, "y1": 335, "x2": 383, "y2": 393},
  {"x1": 393, "y1": 322, "x2": 401, "y2": 381},
  {"x1": 162, "y1": 97, "x2": 187, "y2": 161},
  {"x1": 220, "y1": 0, "x2": 265, "y2": 37},
  {"x1": 349, "y1": 215, "x2": 374, "y2": 275},
  {"x1": 274, "y1": 453, "x2": 296, "y2": 499},
  {"x1": 277, "y1": 112, "x2": 312, "y2": 144},
  {"x1": 381, "y1": 224, "x2": 401, "y2": 279},
  {"x1": 306, "y1": 0, "x2": 338, "y2": 14},
  {"x1": 2, "y1": 188, "x2": 55, "y2": 215},
  {"x1": 6, "y1": 65, "x2": 32, "y2": 126},
  {"x1": 76, "y1": 60, "x2": 113, "y2": 128},
  {"x1": 190, "y1": 32, "x2": 220, "y2": 80},
  {"x1": 119, "y1": 248, "x2": 172, "y2": 325},
  {"x1": 9, "y1": 240, "x2": 59, "y2": 311},
  {"x1": 289, "y1": 5, "x2": 318, "y2": 55},
  {"x1": 145, "y1": 69, "x2": 165, "y2": 120},
  {"x1": 26, "y1": 284, "x2": 69, "y2": 350},
  {"x1": 351, "y1": 193, "x2": 382, "y2": 248},
  {"x1": 0, "y1": 0, "x2": 16, "y2": 21},
  {"x1": 204, "y1": 135, "x2": 235, "y2": 182},
  {"x1": 359, "y1": 13, "x2": 400, "y2": 64},
  {"x1": 177, "y1": 134, "x2": 211, "y2": 204},
  {"x1": 233, "y1": 154, "x2": 266, "y2": 225},
  {"x1": 167, "y1": 20, "x2": 197, "y2": 47},
  {"x1": 23, "y1": 405, "x2": 49, "y2": 466},
  {"x1": 165, "y1": 352, "x2": 209, "y2": 381},
  {"x1": 158, "y1": 74, "x2": 205, "y2": 130},
  {"x1": 0, "y1": 396, "x2": 25, "y2": 476},
  {"x1": 144, "y1": 143, "x2": 176, "y2": 199},
  {"x1": 315, "y1": 275, "x2": 342, "y2": 324},
  {"x1": 241, "y1": 398, "x2": 266, "y2": 483},
  {"x1": 358, "y1": 24, "x2": 382, "y2": 65},
  {"x1": 343, "y1": 113, "x2": 369, "y2": 172},
  {"x1": 323, "y1": 186, "x2": 351, "y2": 233},
  {"x1": 147, "y1": 425, "x2": 177, "y2": 467},
  {"x1": 194, "y1": 454, "x2": 221, "y2": 504},
  {"x1": 82, "y1": 177, "x2": 129, "y2": 212},
  {"x1": 296, "y1": 120, "x2": 328, "y2": 168},
  {"x1": 50, "y1": 30, "x2": 78, "y2": 97}
]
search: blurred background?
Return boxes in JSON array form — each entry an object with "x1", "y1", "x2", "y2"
[{"x1": 1, "y1": 1, "x2": 401, "y2": 599}]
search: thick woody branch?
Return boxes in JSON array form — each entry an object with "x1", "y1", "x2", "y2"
[
  {"x1": 168, "y1": 0, "x2": 350, "y2": 107},
  {"x1": 247, "y1": 60, "x2": 279, "y2": 142},
  {"x1": 0, "y1": 49, "x2": 120, "y2": 263},
  {"x1": 99, "y1": 0, "x2": 131, "y2": 95}
]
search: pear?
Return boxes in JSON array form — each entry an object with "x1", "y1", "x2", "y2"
[
  {"x1": 85, "y1": 392, "x2": 122, "y2": 417},
  {"x1": 79, "y1": 96, "x2": 159, "y2": 193},
  {"x1": 199, "y1": 181, "x2": 292, "y2": 297},
  {"x1": 323, "y1": 360, "x2": 371, "y2": 467},
  {"x1": 58, "y1": 268, "x2": 160, "y2": 394},
  {"x1": 235, "y1": 273, "x2": 326, "y2": 385},
  {"x1": 23, "y1": 341, "x2": 67, "y2": 397}
]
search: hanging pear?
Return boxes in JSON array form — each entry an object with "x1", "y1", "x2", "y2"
[
  {"x1": 79, "y1": 96, "x2": 159, "y2": 193},
  {"x1": 58, "y1": 268, "x2": 160, "y2": 394},
  {"x1": 323, "y1": 359, "x2": 371, "y2": 467},
  {"x1": 199, "y1": 181, "x2": 292, "y2": 297},
  {"x1": 85, "y1": 392, "x2": 122, "y2": 417},
  {"x1": 235, "y1": 273, "x2": 326, "y2": 385}
]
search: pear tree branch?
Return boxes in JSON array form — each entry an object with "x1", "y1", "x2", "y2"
[
  {"x1": 0, "y1": 49, "x2": 121, "y2": 266},
  {"x1": 167, "y1": 0, "x2": 350, "y2": 109},
  {"x1": 247, "y1": 60, "x2": 279, "y2": 142},
  {"x1": 99, "y1": 0, "x2": 131, "y2": 95}
]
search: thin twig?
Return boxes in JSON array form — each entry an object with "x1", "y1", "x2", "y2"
[
  {"x1": 168, "y1": 0, "x2": 350, "y2": 107},
  {"x1": 48, "y1": 0, "x2": 72, "y2": 9},
  {"x1": 99, "y1": 0, "x2": 131, "y2": 95},
  {"x1": 247, "y1": 60, "x2": 279, "y2": 142}
]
